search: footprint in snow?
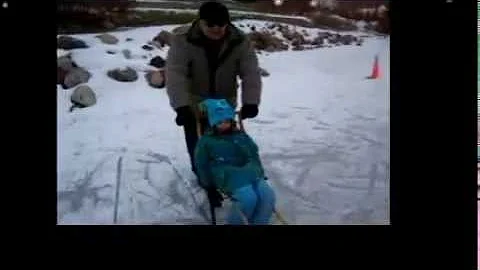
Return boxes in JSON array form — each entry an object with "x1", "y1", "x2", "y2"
[
  {"x1": 292, "y1": 106, "x2": 310, "y2": 111},
  {"x1": 272, "y1": 112, "x2": 289, "y2": 119},
  {"x1": 250, "y1": 119, "x2": 275, "y2": 125}
]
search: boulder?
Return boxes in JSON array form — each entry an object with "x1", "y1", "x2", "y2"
[
  {"x1": 291, "y1": 33, "x2": 307, "y2": 46},
  {"x1": 317, "y1": 32, "x2": 330, "y2": 39},
  {"x1": 142, "y1": 45, "x2": 154, "y2": 51},
  {"x1": 95, "y1": 33, "x2": 119, "y2": 44},
  {"x1": 107, "y1": 67, "x2": 138, "y2": 82},
  {"x1": 292, "y1": 45, "x2": 305, "y2": 51},
  {"x1": 339, "y1": 34, "x2": 355, "y2": 45},
  {"x1": 149, "y1": 56, "x2": 166, "y2": 69},
  {"x1": 57, "y1": 55, "x2": 76, "y2": 72},
  {"x1": 311, "y1": 36, "x2": 324, "y2": 46},
  {"x1": 145, "y1": 70, "x2": 166, "y2": 89},
  {"x1": 70, "y1": 85, "x2": 97, "y2": 108},
  {"x1": 265, "y1": 46, "x2": 276, "y2": 53},
  {"x1": 281, "y1": 28, "x2": 294, "y2": 41},
  {"x1": 57, "y1": 67, "x2": 68, "y2": 86},
  {"x1": 63, "y1": 67, "x2": 91, "y2": 89},
  {"x1": 122, "y1": 49, "x2": 132, "y2": 59},
  {"x1": 248, "y1": 31, "x2": 288, "y2": 52},
  {"x1": 57, "y1": 36, "x2": 88, "y2": 50}
]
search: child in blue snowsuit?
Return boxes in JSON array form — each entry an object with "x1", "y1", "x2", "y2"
[{"x1": 194, "y1": 99, "x2": 276, "y2": 225}]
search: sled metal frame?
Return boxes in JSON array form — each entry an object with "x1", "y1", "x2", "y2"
[{"x1": 195, "y1": 108, "x2": 288, "y2": 225}]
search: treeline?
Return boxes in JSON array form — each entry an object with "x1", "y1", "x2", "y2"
[{"x1": 57, "y1": 0, "x2": 137, "y2": 32}]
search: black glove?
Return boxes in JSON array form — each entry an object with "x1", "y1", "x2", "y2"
[
  {"x1": 206, "y1": 187, "x2": 223, "y2": 208},
  {"x1": 240, "y1": 104, "x2": 258, "y2": 119},
  {"x1": 175, "y1": 106, "x2": 195, "y2": 126}
]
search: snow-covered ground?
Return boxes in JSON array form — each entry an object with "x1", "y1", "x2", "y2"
[{"x1": 57, "y1": 20, "x2": 389, "y2": 225}]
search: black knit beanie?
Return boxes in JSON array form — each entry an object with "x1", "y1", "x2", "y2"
[{"x1": 199, "y1": 1, "x2": 230, "y2": 26}]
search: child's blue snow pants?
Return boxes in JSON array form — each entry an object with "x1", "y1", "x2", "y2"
[{"x1": 226, "y1": 180, "x2": 276, "y2": 225}]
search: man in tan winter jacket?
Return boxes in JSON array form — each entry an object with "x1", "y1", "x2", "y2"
[{"x1": 166, "y1": 1, "x2": 262, "y2": 176}]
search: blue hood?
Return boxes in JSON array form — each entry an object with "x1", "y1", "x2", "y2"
[{"x1": 201, "y1": 99, "x2": 235, "y2": 127}]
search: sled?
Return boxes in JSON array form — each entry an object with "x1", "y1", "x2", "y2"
[{"x1": 194, "y1": 104, "x2": 288, "y2": 225}]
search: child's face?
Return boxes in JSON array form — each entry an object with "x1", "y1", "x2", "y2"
[{"x1": 216, "y1": 120, "x2": 232, "y2": 132}]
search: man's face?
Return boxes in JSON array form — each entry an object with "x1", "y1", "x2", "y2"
[{"x1": 200, "y1": 19, "x2": 227, "y2": 40}]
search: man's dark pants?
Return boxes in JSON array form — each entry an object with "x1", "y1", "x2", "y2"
[{"x1": 182, "y1": 113, "x2": 209, "y2": 175}]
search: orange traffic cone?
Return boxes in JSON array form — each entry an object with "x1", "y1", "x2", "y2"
[{"x1": 367, "y1": 55, "x2": 381, "y2": 79}]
